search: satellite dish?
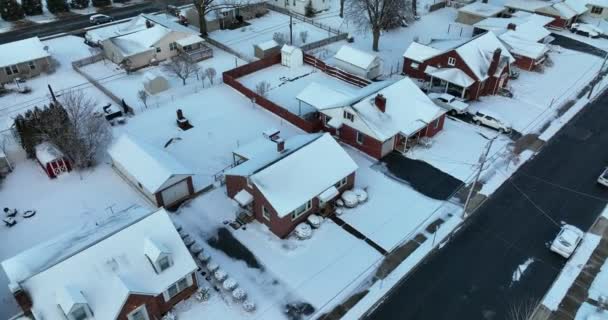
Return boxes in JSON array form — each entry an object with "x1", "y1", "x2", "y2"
[{"x1": 43, "y1": 45, "x2": 49, "y2": 52}]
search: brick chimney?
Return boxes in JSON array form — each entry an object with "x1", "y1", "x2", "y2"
[
  {"x1": 507, "y1": 23, "x2": 517, "y2": 31},
  {"x1": 145, "y1": 20, "x2": 153, "y2": 29},
  {"x1": 176, "y1": 109, "x2": 184, "y2": 120},
  {"x1": 275, "y1": 138, "x2": 285, "y2": 153},
  {"x1": 10, "y1": 284, "x2": 32, "y2": 315},
  {"x1": 487, "y1": 48, "x2": 502, "y2": 77},
  {"x1": 374, "y1": 94, "x2": 387, "y2": 113}
]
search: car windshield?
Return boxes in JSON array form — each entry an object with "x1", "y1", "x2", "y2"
[
  {"x1": 602, "y1": 169, "x2": 608, "y2": 179},
  {"x1": 559, "y1": 237, "x2": 572, "y2": 247}
]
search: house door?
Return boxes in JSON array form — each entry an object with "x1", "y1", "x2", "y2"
[
  {"x1": 160, "y1": 180, "x2": 189, "y2": 207},
  {"x1": 498, "y1": 74, "x2": 507, "y2": 89},
  {"x1": 127, "y1": 305, "x2": 150, "y2": 320}
]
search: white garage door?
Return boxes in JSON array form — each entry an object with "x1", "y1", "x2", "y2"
[{"x1": 160, "y1": 180, "x2": 189, "y2": 207}]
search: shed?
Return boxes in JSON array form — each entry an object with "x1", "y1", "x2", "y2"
[
  {"x1": 254, "y1": 40, "x2": 280, "y2": 59},
  {"x1": 333, "y1": 45, "x2": 382, "y2": 80},
  {"x1": 34, "y1": 142, "x2": 72, "y2": 179},
  {"x1": 281, "y1": 45, "x2": 303, "y2": 68},
  {"x1": 108, "y1": 134, "x2": 194, "y2": 208},
  {"x1": 456, "y1": 2, "x2": 507, "y2": 25},
  {"x1": 0, "y1": 150, "x2": 12, "y2": 175},
  {"x1": 143, "y1": 71, "x2": 169, "y2": 95}
]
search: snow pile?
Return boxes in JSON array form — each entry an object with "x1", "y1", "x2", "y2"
[
  {"x1": 295, "y1": 223, "x2": 313, "y2": 240},
  {"x1": 307, "y1": 214, "x2": 323, "y2": 228},
  {"x1": 511, "y1": 258, "x2": 534, "y2": 283},
  {"x1": 341, "y1": 190, "x2": 359, "y2": 208},
  {"x1": 222, "y1": 278, "x2": 238, "y2": 291}
]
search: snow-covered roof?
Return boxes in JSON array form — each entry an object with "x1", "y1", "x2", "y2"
[
  {"x1": 175, "y1": 34, "x2": 204, "y2": 47},
  {"x1": 0, "y1": 37, "x2": 49, "y2": 68},
  {"x1": 110, "y1": 25, "x2": 172, "y2": 56},
  {"x1": 255, "y1": 40, "x2": 280, "y2": 51},
  {"x1": 334, "y1": 45, "x2": 380, "y2": 70},
  {"x1": 552, "y1": 2, "x2": 578, "y2": 18},
  {"x1": 281, "y1": 44, "x2": 297, "y2": 54},
  {"x1": 35, "y1": 142, "x2": 64, "y2": 165},
  {"x1": 56, "y1": 286, "x2": 87, "y2": 314},
  {"x1": 143, "y1": 70, "x2": 166, "y2": 82},
  {"x1": 296, "y1": 82, "x2": 351, "y2": 110},
  {"x1": 250, "y1": 133, "x2": 357, "y2": 218},
  {"x1": 500, "y1": 31, "x2": 549, "y2": 59},
  {"x1": 454, "y1": 32, "x2": 515, "y2": 81},
  {"x1": 234, "y1": 189, "x2": 254, "y2": 206},
  {"x1": 108, "y1": 134, "x2": 192, "y2": 193},
  {"x1": 564, "y1": 0, "x2": 588, "y2": 14},
  {"x1": 426, "y1": 67, "x2": 476, "y2": 87},
  {"x1": 141, "y1": 13, "x2": 196, "y2": 34},
  {"x1": 585, "y1": 0, "x2": 608, "y2": 7},
  {"x1": 504, "y1": 0, "x2": 551, "y2": 11},
  {"x1": 403, "y1": 42, "x2": 442, "y2": 62},
  {"x1": 85, "y1": 17, "x2": 148, "y2": 44},
  {"x1": 459, "y1": 2, "x2": 506, "y2": 17},
  {"x1": 349, "y1": 77, "x2": 446, "y2": 140},
  {"x1": 143, "y1": 237, "x2": 169, "y2": 262},
  {"x1": 1, "y1": 207, "x2": 196, "y2": 320},
  {"x1": 473, "y1": 13, "x2": 554, "y2": 34}
]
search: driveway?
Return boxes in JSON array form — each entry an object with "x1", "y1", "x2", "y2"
[
  {"x1": 551, "y1": 33, "x2": 607, "y2": 57},
  {"x1": 381, "y1": 151, "x2": 464, "y2": 201}
]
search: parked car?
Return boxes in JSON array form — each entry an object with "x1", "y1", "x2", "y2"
[
  {"x1": 89, "y1": 14, "x2": 113, "y2": 25},
  {"x1": 472, "y1": 111, "x2": 511, "y2": 133},
  {"x1": 570, "y1": 23, "x2": 602, "y2": 38},
  {"x1": 429, "y1": 93, "x2": 469, "y2": 115},
  {"x1": 550, "y1": 224, "x2": 584, "y2": 259},
  {"x1": 597, "y1": 167, "x2": 608, "y2": 187}
]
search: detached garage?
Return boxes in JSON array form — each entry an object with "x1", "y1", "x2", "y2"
[{"x1": 108, "y1": 134, "x2": 194, "y2": 208}]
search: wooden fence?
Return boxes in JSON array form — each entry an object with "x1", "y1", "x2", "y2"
[
  {"x1": 303, "y1": 54, "x2": 372, "y2": 87},
  {"x1": 264, "y1": 2, "x2": 343, "y2": 35},
  {"x1": 71, "y1": 54, "x2": 123, "y2": 105},
  {"x1": 204, "y1": 37, "x2": 255, "y2": 63},
  {"x1": 301, "y1": 33, "x2": 349, "y2": 52}
]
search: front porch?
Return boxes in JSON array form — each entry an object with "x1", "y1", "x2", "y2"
[
  {"x1": 176, "y1": 36, "x2": 214, "y2": 62},
  {"x1": 425, "y1": 67, "x2": 475, "y2": 100},
  {"x1": 394, "y1": 130, "x2": 426, "y2": 154}
]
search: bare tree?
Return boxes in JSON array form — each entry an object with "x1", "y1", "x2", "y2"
[
  {"x1": 204, "y1": 67, "x2": 217, "y2": 85},
  {"x1": 273, "y1": 32, "x2": 287, "y2": 46},
  {"x1": 163, "y1": 54, "x2": 200, "y2": 86},
  {"x1": 138, "y1": 89, "x2": 149, "y2": 109},
  {"x1": 255, "y1": 81, "x2": 270, "y2": 97},
  {"x1": 508, "y1": 299, "x2": 539, "y2": 320},
  {"x1": 192, "y1": 0, "x2": 249, "y2": 36},
  {"x1": 299, "y1": 30, "x2": 309, "y2": 44},
  {"x1": 57, "y1": 90, "x2": 112, "y2": 169},
  {"x1": 347, "y1": 0, "x2": 410, "y2": 51}
]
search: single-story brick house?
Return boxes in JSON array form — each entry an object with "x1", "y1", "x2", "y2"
[
  {"x1": 403, "y1": 32, "x2": 515, "y2": 101},
  {"x1": 456, "y1": 2, "x2": 508, "y2": 25},
  {"x1": 1, "y1": 207, "x2": 198, "y2": 320},
  {"x1": 504, "y1": 0, "x2": 587, "y2": 29},
  {"x1": 226, "y1": 132, "x2": 357, "y2": 238},
  {"x1": 108, "y1": 134, "x2": 195, "y2": 209},
  {"x1": 0, "y1": 37, "x2": 53, "y2": 84},
  {"x1": 297, "y1": 77, "x2": 446, "y2": 159}
]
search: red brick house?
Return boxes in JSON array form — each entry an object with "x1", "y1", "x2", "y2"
[
  {"x1": 504, "y1": 0, "x2": 587, "y2": 29},
  {"x1": 403, "y1": 32, "x2": 515, "y2": 101},
  {"x1": 1, "y1": 207, "x2": 198, "y2": 320},
  {"x1": 296, "y1": 78, "x2": 446, "y2": 159},
  {"x1": 226, "y1": 133, "x2": 357, "y2": 238}
]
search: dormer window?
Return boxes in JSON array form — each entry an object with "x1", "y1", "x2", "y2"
[
  {"x1": 57, "y1": 286, "x2": 93, "y2": 320},
  {"x1": 144, "y1": 238, "x2": 172, "y2": 273},
  {"x1": 343, "y1": 111, "x2": 354, "y2": 121}
]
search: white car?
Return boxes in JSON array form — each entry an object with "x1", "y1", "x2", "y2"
[
  {"x1": 570, "y1": 23, "x2": 602, "y2": 38},
  {"x1": 429, "y1": 93, "x2": 469, "y2": 115},
  {"x1": 550, "y1": 224, "x2": 584, "y2": 259},
  {"x1": 598, "y1": 167, "x2": 608, "y2": 187},
  {"x1": 472, "y1": 111, "x2": 512, "y2": 133}
]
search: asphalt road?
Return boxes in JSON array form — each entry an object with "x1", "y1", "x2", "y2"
[{"x1": 368, "y1": 74, "x2": 608, "y2": 319}]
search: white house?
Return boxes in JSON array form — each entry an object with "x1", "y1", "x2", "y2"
[
  {"x1": 0, "y1": 37, "x2": 52, "y2": 84},
  {"x1": 1, "y1": 207, "x2": 198, "y2": 320},
  {"x1": 108, "y1": 134, "x2": 195, "y2": 208},
  {"x1": 269, "y1": 0, "x2": 330, "y2": 16},
  {"x1": 332, "y1": 46, "x2": 382, "y2": 80}
]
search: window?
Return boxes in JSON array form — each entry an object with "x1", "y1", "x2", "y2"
[
  {"x1": 592, "y1": 6, "x2": 603, "y2": 14},
  {"x1": 343, "y1": 110, "x2": 354, "y2": 121},
  {"x1": 4, "y1": 65, "x2": 18, "y2": 75},
  {"x1": 158, "y1": 256, "x2": 171, "y2": 271},
  {"x1": 291, "y1": 200, "x2": 312, "y2": 220},
  {"x1": 411, "y1": 62, "x2": 419, "y2": 70},
  {"x1": 356, "y1": 131, "x2": 364, "y2": 145},
  {"x1": 165, "y1": 274, "x2": 192, "y2": 301},
  {"x1": 128, "y1": 306, "x2": 149, "y2": 320},
  {"x1": 169, "y1": 42, "x2": 177, "y2": 51},
  {"x1": 324, "y1": 115, "x2": 332, "y2": 126},
  {"x1": 156, "y1": 47, "x2": 162, "y2": 53},
  {"x1": 447, "y1": 57, "x2": 456, "y2": 66},
  {"x1": 28, "y1": 61, "x2": 36, "y2": 70},
  {"x1": 334, "y1": 177, "x2": 347, "y2": 189},
  {"x1": 71, "y1": 307, "x2": 88, "y2": 320},
  {"x1": 262, "y1": 205, "x2": 271, "y2": 221},
  {"x1": 433, "y1": 118, "x2": 441, "y2": 129}
]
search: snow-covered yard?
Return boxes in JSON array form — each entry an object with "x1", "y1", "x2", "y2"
[{"x1": 209, "y1": 10, "x2": 334, "y2": 60}]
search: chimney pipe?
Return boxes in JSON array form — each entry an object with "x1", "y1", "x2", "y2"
[
  {"x1": 276, "y1": 138, "x2": 285, "y2": 152},
  {"x1": 374, "y1": 94, "x2": 387, "y2": 113},
  {"x1": 10, "y1": 284, "x2": 32, "y2": 315},
  {"x1": 507, "y1": 23, "x2": 516, "y2": 30},
  {"x1": 177, "y1": 109, "x2": 184, "y2": 120}
]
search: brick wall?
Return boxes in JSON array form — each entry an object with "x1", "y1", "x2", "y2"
[
  {"x1": 422, "y1": 114, "x2": 446, "y2": 137},
  {"x1": 335, "y1": 124, "x2": 384, "y2": 159}
]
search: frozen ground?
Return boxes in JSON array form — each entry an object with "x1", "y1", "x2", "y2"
[
  {"x1": 575, "y1": 302, "x2": 608, "y2": 320},
  {"x1": 117, "y1": 84, "x2": 301, "y2": 190},
  {"x1": 80, "y1": 44, "x2": 246, "y2": 112},
  {"x1": 209, "y1": 10, "x2": 334, "y2": 60}
]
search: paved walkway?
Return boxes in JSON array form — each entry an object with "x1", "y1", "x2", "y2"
[{"x1": 330, "y1": 215, "x2": 388, "y2": 255}]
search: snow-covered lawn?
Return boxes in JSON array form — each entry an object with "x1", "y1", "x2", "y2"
[
  {"x1": 408, "y1": 118, "x2": 511, "y2": 182},
  {"x1": 0, "y1": 149, "x2": 152, "y2": 319},
  {"x1": 238, "y1": 63, "x2": 363, "y2": 116},
  {"x1": 174, "y1": 188, "x2": 383, "y2": 318},
  {"x1": 209, "y1": 10, "x2": 334, "y2": 60},
  {"x1": 118, "y1": 84, "x2": 302, "y2": 190},
  {"x1": 79, "y1": 44, "x2": 246, "y2": 112},
  {"x1": 0, "y1": 36, "x2": 109, "y2": 123},
  {"x1": 340, "y1": 146, "x2": 461, "y2": 251}
]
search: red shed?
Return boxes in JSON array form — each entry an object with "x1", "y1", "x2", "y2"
[{"x1": 35, "y1": 142, "x2": 71, "y2": 179}]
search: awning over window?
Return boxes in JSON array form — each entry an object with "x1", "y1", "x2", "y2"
[
  {"x1": 234, "y1": 189, "x2": 254, "y2": 207},
  {"x1": 318, "y1": 186, "x2": 339, "y2": 203}
]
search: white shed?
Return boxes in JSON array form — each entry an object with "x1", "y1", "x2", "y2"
[
  {"x1": 143, "y1": 71, "x2": 169, "y2": 95},
  {"x1": 333, "y1": 45, "x2": 382, "y2": 80},
  {"x1": 281, "y1": 45, "x2": 303, "y2": 68}
]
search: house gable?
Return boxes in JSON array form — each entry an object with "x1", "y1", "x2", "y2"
[{"x1": 424, "y1": 50, "x2": 481, "y2": 82}]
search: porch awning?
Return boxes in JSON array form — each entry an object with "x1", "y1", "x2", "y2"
[
  {"x1": 425, "y1": 68, "x2": 475, "y2": 88},
  {"x1": 327, "y1": 117, "x2": 343, "y2": 129},
  {"x1": 318, "y1": 186, "x2": 339, "y2": 203},
  {"x1": 234, "y1": 189, "x2": 254, "y2": 207}
]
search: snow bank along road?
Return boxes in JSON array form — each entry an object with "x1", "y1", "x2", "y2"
[{"x1": 367, "y1": 79, "x2": 608, "y2": 318}]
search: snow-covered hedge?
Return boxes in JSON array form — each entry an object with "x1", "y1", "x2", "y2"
[
  {"x1": 341, "y1": 190, "x2": 358, "y2": 208},
  {"x1": 162, "y1": 312, "x2": 176, "y2": 320},
  {"x1": 353, "y1": 188, "x2": 368, "y2": 203},
  {"x1": 189, "y1": 243, "x2": 203, "y2": 254},
  {"x1": 214, "y1": 269, "x2": 228, "y2": 282},
  {"x1": 207, "y1": 262, "x2": 219, "y2": 273},
  {"x1": 307, "y1": 214, "x2": 322, "y2": 228},
  {"x1": 243, "y1": 300, "x2": 256, "y2": 312},
  {"x1": 222, "y1": 278, "x2": 238, "y2": 291},
  {"x1": 232, "y1": 288, "x2": 247, "y2": 301},
  {"x1": 197, "y1": 251, "x2": 211, "y2": 263},
  {"x1": 294, "y1": 223, "x2": 312, "y2": 240},
  {"x1": 182, "y1": 235, "x2": 195, "y2": 247}
]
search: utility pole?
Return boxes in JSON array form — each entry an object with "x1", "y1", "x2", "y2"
[
  {"x1": 289, "y1": 15, "x2": 293, "y2": 45},
  {"x1": 463, "y1": 135, "x2": 496, "y2": 218},
  {"x1": 588, "y1": 50, "x2": 608, "y2": 99}
]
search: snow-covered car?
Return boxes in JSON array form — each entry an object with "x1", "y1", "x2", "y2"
[
  {"x1": 570, "y1": 23, "x2": 602, "y2": 38},
  {"x1": 472, "y1": 111, "x2": 512, "y2": 133},
  {"x1": 428, "y1": 93, "x2": 469, "y2": 115},
  {"x1": 598, "y1": 167, "x2": 608, "y2": 187},
  {"x1": 89, "y1": 14, "x2": 113, "y2": 25},
  {"x1": 550, "y1": 224, "x2": 584, "y2": 259}
]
